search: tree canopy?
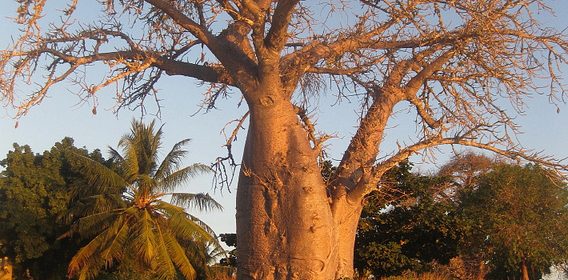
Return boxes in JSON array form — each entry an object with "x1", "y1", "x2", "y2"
[
  {"x1": 0, "y1": 122, "x2": 225, "y2": 280},
  {"x1": 355, "y1": 161, "x2": 466, "y2": 277},
  {"x1": 355, "y1": 155, "x2": 568, "y2": 279},
  {"x1": 0, "y1": 138, "x2": 106, "y2": 279},
  {"x1": 1, "y1": 1, "x2": 566, "y2": 167},
  {"x1": 461, "y1": 163, "x2": 568, "y2": 279}
]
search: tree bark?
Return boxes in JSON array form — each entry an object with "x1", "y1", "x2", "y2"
[
  {"x1": 235, "y1": 90, "x2": 363, "y2": 279},
  {"x1": 521, "y1": 257, "x2": 529, "y2": 280},
  {"x1": 332, "y1": 195, "x2": 364, "y2": 278}
]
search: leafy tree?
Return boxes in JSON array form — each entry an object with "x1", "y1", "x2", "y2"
[
  {"x1": 0, "y1": 138, "x2": 106, "y2": 279},
  {"x1": 433, "y1": 153, "x2": 504, "y2": 279},
  {"x1": 2, "y1": 0, "x2": 567, "y2": 278},
  {"x1": 460, "y1": 164, "x2": 568, "y2": 280},
  {"x1": 66, "y1": 120, "x2": 223, "y2": 280},
  {"x1": 355, "y1": 162, "x2": 465, "y2": 277},
  {"x1": 355, "y1": 156, "x2": 568, "y2": 280}
]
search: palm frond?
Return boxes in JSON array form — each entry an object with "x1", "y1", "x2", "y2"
[
  {"x1": 131, "y1": 209, "x2": 158, "y2": 266},
  {"x1": 75, "y1": 258, "x2": 106, "y2": 280},
  {"x1": 74, "y1": 210, "x2": 119, "y2": 239},
  {"x1": 64, "y1": 193, "x2": 125, "y2": 226},
  {"x1": 124, "y1": 119, "x2": 163, "y2": 175},
  {"x1": 170, "y1": 192, "x2": 224, "y2": 212},
  {"x1": 68, "y1": 152, "x2": 128, "y2": 193},
  {"x1": 154, "y1": 223, "x2": 177, "y2": 280},
  {"x1": 179, "y1": 233, "x2": 227, "y2": 268},
  {"x1": 149, "y1": 122, "x2": 164, "y2": 171},
  {"x1": 156, "y1": 201, "x2": 215, "y2": 242},
  {"x1": 122, "y1": 141, "x2": 141, "y2": 182},
  {"x1": 163, "y1": 230, "x2": 197, "y2": 280},
  {"x1": 154, "y1": 138, "x2": 191, "y2": 180},
  {"x1": 206, "y1": 240, "x2": 228, "y2": 263},
  {"x1": 77, "y1": 193, "x2": 125, "y2": 214},
  {"x1": 68, "y1": 214, "x2": 129, "y2": 279},
  {"x1": 158, "y1": 163, "x2": 211, "y2": 193},
  {"x1": 107, "y1": 146, "x2": 124, "y2": 163},
  {"x1": 185, "y1": 213, "x2": 222, "y2": 242},
  {"x1": 180, "y1": 239, "x2": 222, "y2": 271},
  {"x1": 135, "y1": 173, "x2": 157, "y2": 197},
  {"x1": 99, "y1": 216, "x2": 130, "y2": 268}
]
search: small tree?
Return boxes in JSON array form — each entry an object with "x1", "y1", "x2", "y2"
[
  {"x1": 460, "y1": 164, "x2": 568, "y2": 280},
  {"x1": 66, "y1": 120, "x2": 223, "y2": 280},
  {"x1": 437, "y1": 153, "x2": 499, "y2": 279}
]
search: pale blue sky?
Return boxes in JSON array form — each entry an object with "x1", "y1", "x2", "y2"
[{"x1": 1, "y1": 1, "x2": 567, "y2": 235}]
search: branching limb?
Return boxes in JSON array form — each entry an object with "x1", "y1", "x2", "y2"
[
  {"x1": 346, "y1": 134, "x2": 568, "y2": 202},
  {"x1": 145, "y1": 0, "x2": 259, "y2": 91},
  {"x1": 1, "y1": 43, "x2": 233, "y2": 116},
  {"x1": 404, "y1": 48, "x2": 457, "y2": 95},
  {"x1": 222, "y1": 111, "x2": 250, "y2": 167},
  {"x1": 16, "y1": 65, "x2": 78, "y2": 116},
  {"x1": 293, "y1": 105, "x2": 331, "y2": 160},
  {"x1": 264, "y1": 0, "x2": 301, "y2": 52},
  {"x1": 144, "y1": 0, "x2": 215, "y2": 46},
  {"x1": 331, "y1": 44, "x2": 453, "y2": 194}
]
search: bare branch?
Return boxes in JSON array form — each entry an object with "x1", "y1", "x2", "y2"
[
  {"x1": 264, "y1": 0, "x2": 300, "y2": 52},
  {"x1": 212, "y1": 111, "x2": 250, "y2": 190},
  {"x1": 144, "y1": 0, "x2": 215, "y2": 46},
  {"x1": 1, "y1": 1, "x2": 566, "y2": 212},
  {"x1": 347, "y1": 133, "x2": 568, "y2": 202}
]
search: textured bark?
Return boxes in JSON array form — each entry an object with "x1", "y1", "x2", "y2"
[
  {"x1": 235, "y1": 88, "x2": 363, "y2": 279},
  {"x1": 332, "y1": 195, "x2": 364, "y2": 278},
  {"x1": 233, "y1": 68, "x2": 400, "y2": 279}
]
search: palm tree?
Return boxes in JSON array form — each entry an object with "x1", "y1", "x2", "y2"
[{"x1": 66, "y1": 120, "x2": 223, "y2": 280}]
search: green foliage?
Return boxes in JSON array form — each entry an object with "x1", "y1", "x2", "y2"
[
  {"x1": 380, "y1": 270, "x2": 452, "y2": 280},
  {"x1": 460, "y1": 164, "x2": 568, "y2": 279},
  {"x1": 355, "y1": 153, "x2": 568, "y2": 279},
  {"x1": 0, "y1": 121, "x2": 225, "y2": 280},
  {"x1": 0, "y1": 137, "x2": 107, "y2": 279},
  {"x1": 0, "y1": 143, "x2": 63, "y2": 261},
  {"x1": 320, "y1": 160, "x2": 337, "y2": 184},
  {"x1": 355, "y1": 161, "x2": 466, "y2": 277},
  {"x1": 66, "y1": 119, "x2": 223, "y2": 280}
]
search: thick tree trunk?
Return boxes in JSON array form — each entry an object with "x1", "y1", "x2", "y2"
[
  {"x1": 235, "y1": 92, "x2": 362, "y2": 279},
  {"x1": 332, "y1": 193, "x2": 364, "y2": 278}
]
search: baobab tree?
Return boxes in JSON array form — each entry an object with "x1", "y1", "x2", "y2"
[{"x1": 1, "y1": 0, "x2": 567, "y2": 279}]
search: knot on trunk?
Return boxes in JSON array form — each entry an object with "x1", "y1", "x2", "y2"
[{"x1": 259, "y1": 95, "x2": 275, "y2": 107}]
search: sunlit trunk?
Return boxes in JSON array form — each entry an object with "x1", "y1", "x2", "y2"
[
  {"x1": 235, "y1": 91, "x2": 346, "y2": 279},
  {"x1": 332, "y1": 195, "x2": 364, "y2": 278}
]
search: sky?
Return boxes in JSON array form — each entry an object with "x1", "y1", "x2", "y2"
[{"x1": 1, "y1": 0, "x2": 567, "y2": 237}]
